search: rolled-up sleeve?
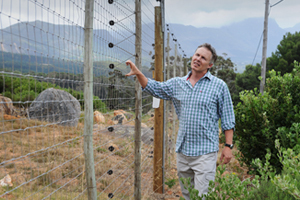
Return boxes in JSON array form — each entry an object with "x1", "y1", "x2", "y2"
[{"x1": 142, "y1": 78, "x2": 174, "y2": 100}]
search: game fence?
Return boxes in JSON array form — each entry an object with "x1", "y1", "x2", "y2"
[{"x1": 0, "y1": 0, "x2": 183, "y2": 199}]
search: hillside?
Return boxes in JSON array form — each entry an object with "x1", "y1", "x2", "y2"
[{"x1": 1, "y1": 18, "x2": 299, "y2": 73}]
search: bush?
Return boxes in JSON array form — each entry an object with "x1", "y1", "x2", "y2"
[
  {"x1": 246, "y1": 179, "x2": 296, "y2": 200},
  {"x1": 235, "y1": 61, "x2": 300, "y2": 174},
  {"x1": 252, "y1": 139, "x2": 300, "y2": 199},
  {"x1": 180, "y1": 140, "x2": 300, "y2": 200}
]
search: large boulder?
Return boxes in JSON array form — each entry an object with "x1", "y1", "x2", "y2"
[
  {"x1": 29, "y1": 88, "x2": 81, "y2": 127},
  {"x1": 0, "y1": 95, "x2": 14, "y2": 115}
]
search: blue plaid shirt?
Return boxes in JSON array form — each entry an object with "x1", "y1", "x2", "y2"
[{"x1": 143, "y1": 71, "x2": 235, "y2": 156}]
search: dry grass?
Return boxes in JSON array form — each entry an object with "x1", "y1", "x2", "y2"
[
  {"x1": 0, "y1": 111, "x2": 249, "y2": 200},
  {"x1": 0, "y1": 111, "x2": 156, "y2": 200}
]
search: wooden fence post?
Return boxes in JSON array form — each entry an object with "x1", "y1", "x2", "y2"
[{"x1": 153, "y1": 6, "x2": 164, "y2": 194}]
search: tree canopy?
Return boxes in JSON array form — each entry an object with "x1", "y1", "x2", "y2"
[
  {"x1": 233, "y1": 64, "x2": 261, "y2": 104},
  {"x1": 267, "y1": 31, "x2": 300, "y2": 75}
]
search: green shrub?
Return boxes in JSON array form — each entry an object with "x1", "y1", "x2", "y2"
[
  {"x1": 165, "y1": 178, "x2": 177, "y2": 189},
  {"x1": 180, "y1": 165, "x2": 255, "y2": 200},
  {"x1": 246, "y1": 179, "x2": 296, "y2": 200},
  {"x1": 235, "y1": 61, "x2": 300, "y2": 174},
  {"x1": 180, "y1": 140, "x2": 300, "y2": 200},
  {"x1": 253, "y1": 139, "x2": 300, "y2": 199}
]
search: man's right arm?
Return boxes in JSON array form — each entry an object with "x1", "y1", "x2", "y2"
[
  {"x1": 126, "y1": 60, "x2": 174, "y2": 100},
  {"x1": 125, "y1": 60, "x2": 148, "y2": 89}
]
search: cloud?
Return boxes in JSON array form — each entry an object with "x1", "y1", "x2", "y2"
[{"x1": 165, "y1": 0, "x2": 300, "y2": 28}]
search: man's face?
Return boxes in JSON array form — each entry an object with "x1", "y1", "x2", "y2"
[{"x1": 191, "y1": 47, "x2": 213, "y2": 73}]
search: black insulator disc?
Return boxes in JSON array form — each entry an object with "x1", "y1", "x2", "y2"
[
  {"x1": 108, "y1": 193, "x2": 114, "y2": 198},
  {"x1": 109, "y1": 63, "x2": 115, "y2": 69},
  {"x1": 109, "y1": 20, "x2": 115, "y2": 26},
  {"x1": 108, "y1": 146, "x2": 115, "y2": 152},
  {"x1": 108, "y1": 43, "x2": 114, "y2": 48},
  {"x1": 107, "y1": 170, "x2": 113, "y2": 175}
]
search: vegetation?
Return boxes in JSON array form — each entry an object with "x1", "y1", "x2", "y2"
[
  {"x1": 233, "y1": 63, "x2": 261, "y2": 104},
  {"x1": 180, "y1": 140, "x2": 300, "y2": 200},
  {"x1": 211, "y1": 53, "x2": 237, "y2": 101},
  {"x1": 267, "y1": 31, "x2": 300, "y2": 75},
  {"x1": 235, "y1": 61, "x2": 300, "y2": 174},
  {"x1": 0, "y1": 75, "x2": 107, "y2": 112}
]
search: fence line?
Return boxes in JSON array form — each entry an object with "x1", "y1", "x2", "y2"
[{"x1": 0, "y1": 0, "x2": 185, "y2": 199}]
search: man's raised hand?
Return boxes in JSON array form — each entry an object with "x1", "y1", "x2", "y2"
[
  {"x1": 125, "y1": 60, "x2": 141, "y2": 77},
  {"x1": 125, "y1": 60, "x2": 148, "y2": 88}
]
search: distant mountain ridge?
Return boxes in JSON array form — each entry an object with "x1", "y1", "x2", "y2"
[
  {"x1": 1, "y1": 18, "x2": 299, "y2": 73},
  {"x1": 168, "y1": 17, "x2": 300, "y2": 72}
]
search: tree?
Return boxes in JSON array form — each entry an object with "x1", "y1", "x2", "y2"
[
  {"x1": 233, "y1": 64, "x2": 261, "y2": 104},
  {"x1": 211, "y1": 53, "x2": 237, "y2": 103},
  {"x1": 267, "y1": 31, "x2": 300, "y2": 75}
]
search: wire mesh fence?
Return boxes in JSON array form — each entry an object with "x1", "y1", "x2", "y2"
[{"x1": 0, "y1": 0, "x2": 162, "y2": 199}]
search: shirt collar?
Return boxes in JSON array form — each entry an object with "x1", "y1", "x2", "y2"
[{"x1": 185, "y1": 70, "x2": 212, "y2": 81}]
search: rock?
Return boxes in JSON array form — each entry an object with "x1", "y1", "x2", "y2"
[
  {"x1": 166, "y1": 190, "x2": 173, "y2": 195},
  {"x1": 3, "y1": 114, "x2": 20, "y2": 120},
  {"x1": 28, "y1": 88, "x2": 81, "y2": 127},
  {"x1": 107, "y1": 119, "x2": 118, "y2": 125},
  {"x1": 111, "y1": 114, "x2": 127, "y2": 125},
  {"x1": 0, "y1": 95, "x2": 14, "y2": 115},
  {"x1": 114, "y1": 109, "x2": 133, "y2": 120},
  {"x1": 141, "y1": 123, "x2": 148, "y2": 128},
  {"x1": 0, "y1": 174, "x2": 13, "y2": 187},
  {"x1": 94, "y1": 111, "x2": 105, "y2": 123},
  {"x1": 141, "y1": 129, "x2": 154, "y2": 145},
  {"x1": 114, "y1": 109, "x2": 126, "y2": 116}
]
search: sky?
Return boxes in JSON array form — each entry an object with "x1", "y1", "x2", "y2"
[
  {"x1": 1, "y1": 0, "x2": 299, "y2": 29},
  {"x1": 164, "y1": 0, "x2": 300, "y2": 29}
]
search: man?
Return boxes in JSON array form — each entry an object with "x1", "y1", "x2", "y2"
[{"x1": 125, "y1": 43, "x2": 235, "y2": 199}]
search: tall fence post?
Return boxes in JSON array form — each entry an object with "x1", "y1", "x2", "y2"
[
  {"x1": 83, "y1": 0, "x2": 97, "y2": 199},
  {"x1": 171, "y1": 43, "x2": 177, "y2": 153},
  {"x1": 165, "y1": 31, "x2": 170, "y2": 167},
  {"x1": 183, "y1": 57, "x2": 188, "y2": 76},
  {"x1": 134, "y1": 0, "x2": 142, "y2": 199},
  {"x1": 153, "y1": 6, "x2": 164, "y2": 194}
]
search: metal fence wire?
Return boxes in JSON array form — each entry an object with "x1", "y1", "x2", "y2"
[{"x1": 0, "y1": 0, "x2": 169, "y2": 199}]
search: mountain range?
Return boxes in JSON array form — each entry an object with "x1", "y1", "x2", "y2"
[
  {"x1": 1, "y1": 18, "x2": 299, "y2": 73},
  {"x1": 169, "y1": 17, "x2": 300, "y2": 72}
]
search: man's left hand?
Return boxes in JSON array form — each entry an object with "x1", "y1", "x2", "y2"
[{"x1": 220, "y1": 147, "x2": 233, "y2": 164}]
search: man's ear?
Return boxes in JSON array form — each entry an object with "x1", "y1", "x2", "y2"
[{"x1": 208, "y1": 63, "x2": 213, "y2": 69}]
